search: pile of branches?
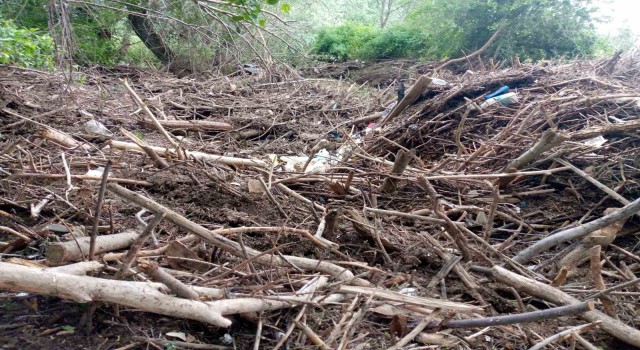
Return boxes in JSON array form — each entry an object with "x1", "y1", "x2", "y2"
[{"x1": 0, "y1": 52, "x2": 639, "y2": 349}]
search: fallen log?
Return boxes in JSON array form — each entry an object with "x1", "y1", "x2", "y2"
[
  {"x1": 0, "y1": 261, "x2": 230, "y2": 326},
  {"x1": 513, "y1": 197, "x2": 640, "y2": 264},
  {"x1": 491, "y1": 266, "x2": 640, "y2": 347},
  {"x1": 139, "y1": 119, "x2": 233, "y2": 132},
  {"x1": 46, "y1": 231, "x2": 139, "y2": 265},
  {"x1": 0, "y1": 262, "x2": 339, "y2": 327},
  {"x1": 109, "y1": 140, "x2": 268, "y2": 167}
]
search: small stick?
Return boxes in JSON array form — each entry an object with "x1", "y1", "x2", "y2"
[
  {"x1": 343, "y1": 170, "x2": 354, "y2": 192},
  {"x1": 137, "y1": 259, "x2": 199, "y2": 300},
  {"x1": 417, "y1": 177, "x2": 472, "y2": 262},
  {"x1": 387, "y1": 309, "x2": 441, "y2": 350},
  {"x1": 89, "y1": 160, "x2": 112, "y2": 261},
  {"x1": 483, "y1": 185, "x2": 500, "y2": 240},
  {"x1": 115, "y1": 212, "x2": 166, "y2": 279},
  {"x1": 121, "y1": 79, "x2": 179, "y2": 148},
  {"x1": 421, "y1": 167, "x2": 571, "y2": 180},
  {"x1": 120, "y1": 128, "x2": 169, "y2": 169},
  {"x1": 609, "y1": 244, "x2": 640, "y2": 263},
  {"x1": 273, "y1": 306, "x2": 307, "y2": 350},
  {"x1": 380, "y1": 149, "x2": 414, "y2": 193},
  {"x1": 556, "y1": 158, "x2": 636, "y2": 217},
  {"x1": 491, "y1": 266, "x2": 640, "y2": 347},
  {"x1": 436, "y1": 26, "x2": 503, "y2": 71},
  {"x1": 379, "y1": 76, "x2": 432, "y2": 126},
  {"x1": 427, "y1": 256, "x2": 461, "y2": 289},
  {"x1": 589, "y1": 246, "x2": 618, "y2": 319},
  {"x1": 585, "y1": 277, "x2": 640, "y2": 300},
  {"x1": 513, "y1": 197, "x2": 640, "y2": 264},
  {"x1": 527, "y1": 321, "x2": 601, "y2": 350},
  {"x1": 496, "y1": 129, "x2": 569, "y2": 187},
  {"x1": 550, "y1": 266, "x2": 569, "y2": 287},
  {"x1": 15, "y1": 173, "x2": 152, "y2": 186},
  {"x1": 293, "y1": 320, "x2": 330, "y2": 350},
  {"x1": 0, "y1": 226, "x2": 33, "y2": 243},
  {"x1": 321, "y1": 208, "x2": 340, "y2": 240},
  {"x1": 455, "y1": 98, "x2": 476, "y2": 155},
  {"x1": 574, "y1": 334, "x2": 600, "y2": 350},
  {"x1": 364, "y1": 207, "x2": 462, "y2": 226},
  {"x1": 30, "y1": 194, "x2": 53, "y2": 218},
  {"x1": 60, "y1": 152, "x2": 73, "y2": 200},
  {"x1": 443, "y1": 301, "x2": 594, "y2": 329},
  {"x1": 258, "y1": 177, "x2": 288, "y2": 219},
  {"x1": 253, "y1": 315, "x2": 263, "y2": 350}
]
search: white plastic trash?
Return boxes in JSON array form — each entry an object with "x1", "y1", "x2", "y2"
[
  {"x1": 582, "y1": 136, "x2": 607, "y2": 148},
  {"x1": 480, "y1": 92, "x2": 519, "y2": 108},
  {"x1": 431, "y1": 78, "x2": 448, "y2": 86},
  {"x1": 84, "y1": 120, "x2": 113, "y2": 137}
]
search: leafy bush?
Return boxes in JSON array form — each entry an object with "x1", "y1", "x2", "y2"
[
  {"x1": 0, "y1": 18, "x2": 54, "y2": 69},
  {"x1": 359, "y1": 26, "x2": 429, "y2": 60},
  {"x1": 313, "y1": 23, "x2": 429, "y2": 61},
  {"x1": 405, "y1": 0, "x2": 598, "y2": 61},
  {"x1": 312, "y1": 23, "x2": 377, "y2": 61}
]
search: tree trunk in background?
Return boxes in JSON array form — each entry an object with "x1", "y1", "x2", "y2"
[
  {"x1": 47, "y1": 0, "x2": 76, "y2": 68},
  {"x1": 379, "y1": 0, "x2": 392, "y2": 28},
  {"x1": 127, "y1": 9, "x2": 175, "y2": 65}
]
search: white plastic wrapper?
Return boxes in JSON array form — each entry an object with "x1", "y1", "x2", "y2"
[
  {"x1": 582, "y1": 135, "x2": 607, "y2": 148},
  {"x1": 84, "y1": 120, "x2": 113, "y2": 137}
]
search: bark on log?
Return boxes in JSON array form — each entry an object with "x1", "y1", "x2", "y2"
[
  {"x1": 140, "y1": 120, "x2": 233, "y2": 132},
  {"x1": 0, "y1": 261, "x2": 230, "y2": 326},
  {"x1": 380, "y1": 149, "x2": 414, "y2": 193},
  {"x1": 46, "y1": 231, "x2": 139, "y2": 265},
  {"x1": 380, "y1": 76, "x2": 432, "y2": 126},
  {"x1": 109, "y1": 140, "x2": 268, "y2": 167},
  {"x1": 0, "y1": 263, "x2": 340, "y2": 328},
  {"x1": 513, "y1": 197, "x2": 640, "y2": 264},
  {"x1": 496, "y1": 129, "x2": 568, "y2": 187}
]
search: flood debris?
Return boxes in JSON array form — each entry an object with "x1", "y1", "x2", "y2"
[{"x1": 1, "y1": 51, "x2": 639, "y2": 349}]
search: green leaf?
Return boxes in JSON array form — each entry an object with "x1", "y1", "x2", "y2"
[
  {"x1": 62, "y1": 325, "x2": 76, "y2": 331},
  {"x1": 259, "y1": 19, "x2": 266, "y2": 27},
  {"x1": 230, "y1": 15, "x2": 245, "y2": 22},
  {"x1": 266, "y1": 0, "x2": 279, "y2": 4},
  {"x1": 280, "y1": 3, "x2": 291, "y2": 13}
]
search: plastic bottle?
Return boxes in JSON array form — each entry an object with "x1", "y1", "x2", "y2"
[
  {"x1": 480, "y1": 92, "x2": 518, "y2": 108},
  {"x1": 84, "y1": 120, "x2": 113, "y2": 137},
  {"x1": 484, "y1": 86, "x2": 509, "y2": 99}
]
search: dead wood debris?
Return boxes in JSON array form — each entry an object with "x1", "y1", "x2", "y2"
[{"x1": 1, "y1": 51, "x2": 639, "y2": 349}]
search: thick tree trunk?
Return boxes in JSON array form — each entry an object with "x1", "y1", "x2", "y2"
[{"x1": 127, "y1": 9, "x2": 175, "y2": 65}]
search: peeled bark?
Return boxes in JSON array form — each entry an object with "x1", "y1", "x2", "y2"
[{"x1": 46, "y1": 231, "x2": 139, "y2": 265}]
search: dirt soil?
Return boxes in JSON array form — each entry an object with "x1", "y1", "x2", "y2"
[{"x1": 1, "y1": 54, "x2": 640, "y2": 350}]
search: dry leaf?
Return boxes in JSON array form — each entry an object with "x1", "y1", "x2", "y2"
[{"x1": 390, "y1": 315, "x2": 408, "y2": 338}]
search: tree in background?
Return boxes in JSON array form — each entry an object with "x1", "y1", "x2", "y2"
[
  {"x1": 0, "y1": 0, "x2": 294, "y2": 71},
  {"x1": 406, "y1": 0, "x2": 598, "y2": 61}
]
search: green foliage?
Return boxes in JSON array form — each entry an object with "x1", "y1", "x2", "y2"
[
  {"x1": 1, "y1": 0, "x2": 290, "y2": 69},
  {"x1": 312, "y1": 23, "x2": 429, "y2": 61},
  {"x1": 70, "y1": 6, "x2": 122, "y2": 66},
  {"x1": 405, "y1": 0, "x2": 598, "y2": 61},
  {"x1": 313, "y1": 23, "x2": 377, "y2": 61},
  {"x1": 0, "y1": 18, "x2": 54, "y2": 69},
  {"x1": 359, "y1": 26, "x2": 429, "y2": 59}
]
